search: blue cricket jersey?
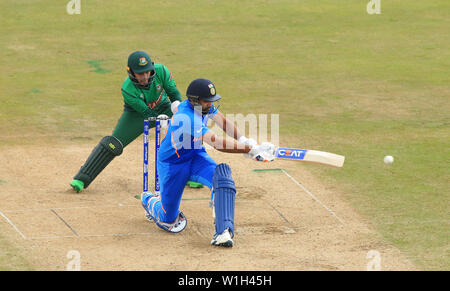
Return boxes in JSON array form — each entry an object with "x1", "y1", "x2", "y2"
[{"x1": 158, "y1": 100, "x2": 219, "y2": 163}]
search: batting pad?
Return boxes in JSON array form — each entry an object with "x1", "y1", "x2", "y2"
[{"x1": 212, "y1": 164, "x2": 236, "y2": 236}]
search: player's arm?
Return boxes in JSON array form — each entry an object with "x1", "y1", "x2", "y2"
[
  {"x1": 211, "y1": 111, "x2": 257, "y2": 147},
  {"x1": 202, "y1": 131, "x2": 250, "y2": 153},
  {"x1": 160, "y1": 65, "x2": 182, "y2": 103},
  {"x1": 121, "y1": 88, "x2": 154, "y2": 118},
  {"x1": 211, "y1": 111, "x2": 242, "y2": 140},
  {"x1": 202, "y1": 131, "x2": 275, "y2": 162}
]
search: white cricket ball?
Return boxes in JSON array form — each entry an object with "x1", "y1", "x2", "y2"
[{"x1": 384, "y1": 155, "x2": 394, "y2": 164}]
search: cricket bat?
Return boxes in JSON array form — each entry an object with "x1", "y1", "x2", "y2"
[{"x1": 275, "y1": 147, "x2": 345, "y2": 167}]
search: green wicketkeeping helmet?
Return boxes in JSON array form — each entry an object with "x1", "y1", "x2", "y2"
[{"x1": 127, "y1": 51, "x2": 155, "y2": 89}]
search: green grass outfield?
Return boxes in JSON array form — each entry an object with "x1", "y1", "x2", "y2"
[{"x1": 1, "y1": 0, "x2": 449, "y2": 270}]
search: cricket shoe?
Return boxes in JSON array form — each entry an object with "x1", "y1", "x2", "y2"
[
  {"x1": 211, "y1": 228, "x2": 234, "y2": 248},
  {"x1": 186, "y1": 181, "x2": 204, "y2": 188},
  {"x1": 141, "y1": 192, "x2": 187, "y2": 233},
  {"x1": 141, "y1": 192, "x2": 159, "y2": 222},
  {"x1": 70, "y1": 179, "x2": 84, "y2": 193}
]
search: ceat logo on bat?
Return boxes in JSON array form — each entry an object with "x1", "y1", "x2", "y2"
[{"x1": 276, "y1": 148, "x2": 307, "y2": 159}]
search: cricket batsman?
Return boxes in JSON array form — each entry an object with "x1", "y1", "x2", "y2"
[
  {"x1": 70, "y1": 51, "x2": 202, "y2": 193},
  {"x1": 141, "y1": 78, "x2": 276, "y2": 247}
]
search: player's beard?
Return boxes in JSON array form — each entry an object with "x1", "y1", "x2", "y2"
[
  {"x1": 138, "y1": 76, "x2": 152, "y2": 87},
  {"x1": 202, "y1": 102, "x2": 220, "y2": 115},
  {"x1": 192, "y1": 104, "x2": 210, "y2": 115},
  {"x1": 193, "y1": 101, "x2": 219, "y2": 115},
  {"x1": 129, "y1": 70, "x2": 155, "y2": 89},
  {"x1": 202, "y1": 105, "x2": 211, "y2": 115},
  {"x1": 138, "y1": 78, "x2": 148, "y2": 86}
]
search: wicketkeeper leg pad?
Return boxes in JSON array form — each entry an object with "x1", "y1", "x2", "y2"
[
  {"x1": 212, "y1": 163, "x2": 236, "y2": 236},
  {"x1": 73, "y1": 136, "x2": 123, "y2": 188}
]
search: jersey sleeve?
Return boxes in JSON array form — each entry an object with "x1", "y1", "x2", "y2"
[
  {"x1": 172, "y1": 111, "x2": 209, "y2": 139},
  {"x1": 121, "y1": 81, "x2": 153, "y2": 118},
  {"x1": 192, "y1": 114, "x2": 210, "y2": 138},
  {"x1": 160, "y1": 65, "x2": 182, "y2": 103}
]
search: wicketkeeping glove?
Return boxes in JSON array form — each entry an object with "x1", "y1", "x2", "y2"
[{"x1": 171, "y1": 100, "x2": 181, "y2": 114}]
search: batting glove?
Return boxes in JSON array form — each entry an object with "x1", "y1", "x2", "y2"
[
  {"x1": 247, "y1": 142, "x2": 276, "y2": 162},
  {"x1": 238, "y1": 136, "x2": 257, "y2": 147},
  {"x1": 239, "y1": 136, "x2": 257, "y2": 158}
]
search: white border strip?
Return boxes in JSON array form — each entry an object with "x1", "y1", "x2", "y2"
[
  {"x1": 27, "y1": 232, "x2": 156, "y2": 240},
  {"x1": 281, "y1": 169, "x2": 345, "y2": 225},
  {"x1": 2, "y1": 204, "x2": 139, "y2": 213},
  {"x1": 0, "y1": 210, "x2": 27, "y2": 239}
]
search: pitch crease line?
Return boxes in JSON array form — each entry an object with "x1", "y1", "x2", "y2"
[
  {"x1": 27, "y1": 232, "x2": 155, "y2": 240},
  {"x1": 3, "y1": 204, "x2": 139, "y2": 213},
  {"x1": 281, "y1": 169, "x2": 345, "y2": 225},
  {"x1": 0, "y1": 210, "x2": 27, "y2": 240},
  {"x1": 51, "y1": 209, "x2": 79, "y2": 237}
]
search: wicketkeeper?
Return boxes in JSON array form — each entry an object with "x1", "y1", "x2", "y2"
[
  {"x1": 141, "y1": 78, "x2": 276, "y2": 247},
  {"x1": 70, "y1": 51, "x2": 202, "y2": 193}
]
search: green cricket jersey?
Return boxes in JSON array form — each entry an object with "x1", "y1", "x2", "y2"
[{"x1": 120, "y1": 64, "x2": 182, "y2": 118}]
